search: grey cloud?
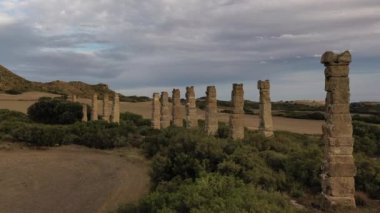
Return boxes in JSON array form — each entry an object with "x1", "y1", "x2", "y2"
[{"x1": 0, "y1": 0, "x2": 379, "y2": 100}]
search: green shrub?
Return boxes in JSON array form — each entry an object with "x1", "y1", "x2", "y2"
[
  {"x1": 4, "y1": 88, "x2": 25, "y2": 95},
  {"x1": 118, "y1": 174, "x2": 294, "y2": 213},
  {"x1": 27, "y1": 98, "x2": 83, "y2": 124}
]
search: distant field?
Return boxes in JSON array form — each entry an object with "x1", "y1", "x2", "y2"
[
  {"x1": 0, "y1": 92, "x2": 323, "y2": 134},
  {"x1": 0, "y1": 144, "x2": 149, "y2": 213}
]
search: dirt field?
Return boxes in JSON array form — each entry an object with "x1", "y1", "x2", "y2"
[
  {"x1": 0, "y1": 144, "x2": 150, "y2": 213},
  {"x1": 0, "y1": 92, "x2": 323, "y2": 134}
]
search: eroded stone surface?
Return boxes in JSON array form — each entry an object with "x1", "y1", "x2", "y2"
[
  {"x1": 185, "y1": 86, "x2": 198, "y2": 128},
  {"x1": 152, "y1": 93, "x2": 161, "y2": 129},
  {"x1": 111, "y1": 93, "x2": 120, "y2": 123},
  {"x1": 321, "y1": 51, "x2": 356, "y2": 208},
  {"x1": 172, "y1": 89, "x2": 183, "y2": 127},
  {"x1": 103, "y1": 93, "x2": 110, "y2": 122},
  {"x1": 160, "y1": 92, "x2": 170, "y2": 129},
  {"x1": 258, "y1": 80, "x2": 274, "y2": 137},
  {"x1": 91, "y1": 93, "x2": 98, "y2": 121},
  {"x1": 82, "y1": 104, "x2": 88, "y2": 122},
  {"x1": 70, "y1": 94, "x2": 78, "y2": 102},
  {"x1": 205, "y1": 86, "x2": 218, "y2": 135},
  {"x1": 229, "y1": 84, "x2": 244, "y2": 140}
]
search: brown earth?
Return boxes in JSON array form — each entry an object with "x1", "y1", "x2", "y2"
[
  {"x1": 0, "y1": 92, "x2": 323, "y2": 134},
  {"x1": 0, "y1": 144, "x2": 150, "y2": 213}
]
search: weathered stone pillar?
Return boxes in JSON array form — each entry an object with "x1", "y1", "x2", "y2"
[
  {"x1": 172, "y1": 89, "x2": 183, "y2": 127},
  {"x1": 152, "y1": 93, "x2": 161, "y2": 129},
  {"x1": 70, "y1": 94, "x2": 78, "y2": 102},
  {"x1": 111, "y1": 93, "x2": 120, "y2": 123},
  {"x1": 160, "y1": 92, "x2": 170, "y2": 128},
  {"x1": 103, "y1": 93, "x2": 110, "y2": 122},
  {"x1": 205, "y1": 86, "x2": 218, "y2": 135},
  {"x1": 91, "y1": 93, "x2": 98, "y2": 121},
  {"x1": 82, "y1": 104, "x2": 88, "y2": 122},
  {"x1": 321, "y1": 51, "x2": 356, "y2": 209},
  {"x1": 185, "y1": 86, "x2": 198, "y2": 128},
  {"x1": 258, "y1": 80, "x2": 274, "y2": 137},
  {"x1": 229, "y1": 84, "x2": 244, "y2": 140}
]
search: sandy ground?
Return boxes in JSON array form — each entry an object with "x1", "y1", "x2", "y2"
[
  {"x1": 0, "y1": 92, "x2": 323, "y2": 134},
  {"x1": 0, "y1": 144, "x2": 150, "y2": 213}
]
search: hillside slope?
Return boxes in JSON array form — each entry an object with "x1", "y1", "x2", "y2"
[{"x1": 0, "y1": 65, "x2": 150, "y2": 101}]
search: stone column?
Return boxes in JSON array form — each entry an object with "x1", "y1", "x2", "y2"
[
  {"x1": 111, "y1": 93, "x2": 120, "y2": 123},
  {"x1": 91, "y1": 93, "x2": 98, "y2": 121},
  {"x1": 152, "y1": 93, "x2": 161, "y2": 129},
  {"x1": 70, "y1": 94, "x2": 78, "y2": 102},
  {"x1": 205, "y1": 86, "x2": 218, "y2": 135},
  {"x1": 229, "y1": 84, "x2": 244, "y2": 140},
  {"x1": 321, "y1": 51, "x2": 356, "y2": 208},
  {"x1": 82, "y1": 104, "x2": 88, "y2": 122},
  {"x1": 103, "y1": 93, "x2": 110, "y2": 122},
  {"x1": 172, "y1": 89, "x2": 183, "y2": 127},
  {"x1": 258, "y1": 80, "x2": 274, "y2": 137},
  {"x1": 160, "y1": 92, "x2": 170, "y2": 128},
  {"x1": 186, "y1": 86, "x2": 198, "y2": 128}
]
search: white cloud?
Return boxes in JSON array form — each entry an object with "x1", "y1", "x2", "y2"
[{"x1": 0, "y1": 0, "x2": 379, "y2": 100}]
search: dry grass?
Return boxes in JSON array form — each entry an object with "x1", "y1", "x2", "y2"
[
  {"x1": 0, "y1": 144, "x2": 150, "y2": 213},
  {"x1": 0, "y1": 92, "x2": 323, "y2": 134}
]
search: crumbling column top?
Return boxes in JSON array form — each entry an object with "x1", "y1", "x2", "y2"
[
  {"x1": 257, "y1": 80, "x2": 270, "y2": 90},
  {"x1": 321, "y1": 51, "x2": 351, "y2": 66},
  {"x1": 206, "y1": 86, "x2": 216, "y2": 96},
  {"x1": 186, "y1": 86, "x2": 195, "y2": 98}
]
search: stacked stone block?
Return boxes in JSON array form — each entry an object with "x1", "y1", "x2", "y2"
[
  {"x1": 185, "y1": 86, "x2": 198, "y2": 128},
  {"x1": 152, "y1": 93, "x2": 161, "y2": 129},
  {"x1": 321, "y1": 51, "x2": 356, "y2": 208},
  {"x1": 205, "y1": 86, "x2": 218, "y2": 135},
  {"x1": 70, "y1": 94, "x2": 78, "y2": 102},
  {"x1": 103, "y1": 93, "x2": 110, "y2": 122},
  {"x1": 82, "y1": 104, "x2": 88, "y2": 122},
  {"x1": 171, "y1": 89, "x2": 183, "y2": 127},
  {"x1": 160, "y1": 92, "x2": 170, "y2": 128},
  {"x1": 111, "y1": 93, "x2": 120, "y2": 123},
  {"x1": 91, "y1": 93, "x2": 98, "y2": 121},
  {"x1": 258, "y1": 80, "x2": 274, "y2": 137},
  {"x1": 229, "y1": 84, "x2": 245, "y2": 140}
]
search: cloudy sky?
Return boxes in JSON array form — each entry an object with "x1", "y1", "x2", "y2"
[{"x1": 0, "y1": 0, "x2": 379, "y2": 101}]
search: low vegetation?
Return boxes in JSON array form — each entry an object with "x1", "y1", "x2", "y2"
[{"x1": 0, "y1": 103, "x2": 379, "y2": 212}]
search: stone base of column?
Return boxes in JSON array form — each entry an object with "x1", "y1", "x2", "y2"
[
  {"x1": 229, "y1": 114, "x2": 244, "y2": 140},
  {"x1": 322, "y1": 193, "x2": 356, "y2": 209}
]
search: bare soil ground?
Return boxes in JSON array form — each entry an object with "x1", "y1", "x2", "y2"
[
  {"x1": 0, "y1": 92, "x2": 323, "y2": 134},
  {"x1": 0, "y1": 143, "x2": 150, "y2": 213}
]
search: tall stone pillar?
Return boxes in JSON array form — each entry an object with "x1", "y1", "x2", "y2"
[
  {"x1": 160, "y1": 92, "x2": 170, "y2": 129},
  {"x1": 258, "y1": 80, "x2": 274, "y2": 137},
  {"x1": 111, "y1": 93, "x2": 120, "y2": 123},
  {"x1": 103, "y1": 93, "x2": 110, "y2": 122},
  {"x1": 205, "y1": 86, "x2": 218, "y2": 135},
  {"x1": 152, "y1": 93, "x2": 161, "y2": 129},
  {"x1": 172, "y1": 89, "x2": 183, "y2": 127},
  {"x1": 82, "y1": 104, "x2": 88, "y2": 122},
  {"x1": 91, "y1": 93, "x2": 98, "y2": 121},
  {"x1": 186, "y1": 86, "x2": 198, "y2": 128},
  {"x1": 321, "y1": 51, "x2": 356, "y2": 208},
  {"x1": 229, "y1": 84, "x2": 244, "y2": 140},
  {"x1": 70, "y1": 94, "x2": 78, "y2": 102}
]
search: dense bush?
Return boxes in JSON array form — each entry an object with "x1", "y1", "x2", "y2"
[
  {"x1": 0, "y1": 109, "x2": 149, "y2": 149},
  {"x1": 4, "y1": 88, "x2": 25, "y2": 95},
  {"x1": 137, "y1": 127, "x2": 325, "y2": 212},
  {"x1": 27, "y1": 97, "x2": 83, "y2": 124},
  {"x1": 118, "y1": 174, "x2": 294, "y2": 213},
  {"x1": 353, "y1": 114, "x2": 380, "y2": 124},
  {"x1": 279, "y1": 111, "x2": 325, "y2": 120}
]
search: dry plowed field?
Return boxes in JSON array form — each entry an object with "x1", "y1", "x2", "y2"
[{"x1": 0, "y1": 144, "x2": 150, "y2": 213}]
